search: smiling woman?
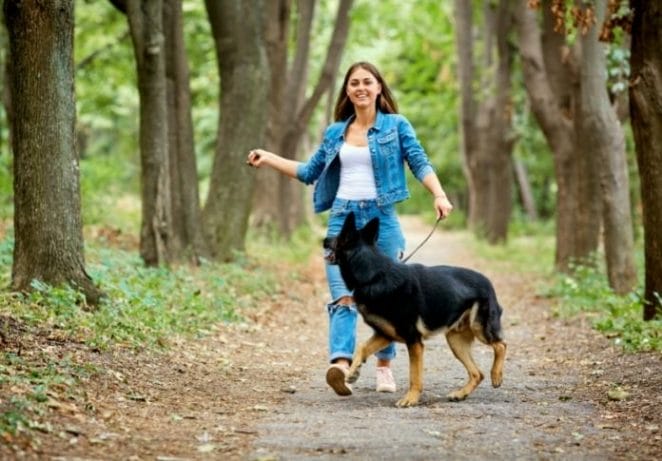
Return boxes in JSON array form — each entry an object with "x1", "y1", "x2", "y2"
[{"x1": 246, "y1": 61, "x2": 453, "y2": 397}]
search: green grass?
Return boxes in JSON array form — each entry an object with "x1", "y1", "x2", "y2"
[
  {"x1": 543, "y1": 260, "x2": 661, "y2": 353},
  {"x1": 0, "y1": 227, "x2": 317, "y2": 350}
]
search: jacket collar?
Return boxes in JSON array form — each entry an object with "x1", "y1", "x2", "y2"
[{"x1": 339, "y1": 110, "x2": 386, "y2": 139}]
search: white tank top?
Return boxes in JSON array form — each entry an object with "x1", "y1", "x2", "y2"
[{"x1": 336, "y1": 143, "x2": 378, "y2": 200}]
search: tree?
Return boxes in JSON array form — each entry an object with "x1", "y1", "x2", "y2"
[
  {"x1": 110, "y1": 0, "x2": 171, "y2": 266},
  {"x1": 253, "y1": 0, "x2": 353, "y2": 236},
  {"x1": 454, "y1": 0, "x2": 516, "y2": 243},
  {"x1": 579, "y1": 0, "x2": 636, "y2": 294},
  {"x1": 110, "y1": 0, "x2": 205, "y2": 265},
  {"x1": 514, "y1": 0, "x2": 602, "y2": 271},
  {"x1": 163, "y1": 0, "x2": 208, "y2": 263},
  {"x1": 4, "y1": 0, "x2": 103, "y2": 304},
  {"x1": 202, "y1": 0, "x2": 270, "y2": 261},
  {"x1": 515, "y1": 0, "x2": 637, "y2": 291},
  {"x1": 630, "y1": 0, "x2": 662, "y2": 319}
]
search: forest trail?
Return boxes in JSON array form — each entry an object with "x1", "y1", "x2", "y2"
[
  {"x1": 247, "y1": 216, "x2": 661, "y2": 460},
  {"x1": 4, "y1": 216, "x2": 660, "y2": 460}
]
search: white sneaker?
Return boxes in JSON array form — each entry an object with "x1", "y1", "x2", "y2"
[{"x1": 375, "y1": 366, "x2": 396, "y2": 393}]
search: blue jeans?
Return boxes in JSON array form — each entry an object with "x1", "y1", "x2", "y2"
[{"x1": 325, "y1": 198, "x2": 406, "y2": 363}]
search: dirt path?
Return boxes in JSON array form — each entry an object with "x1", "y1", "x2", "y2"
[
  {"x1": 3, "y1": 217, "x2": 660, "y2": 460},
  {"x1": 245, "y1": 216, "x2": 661, "y2": 460}
]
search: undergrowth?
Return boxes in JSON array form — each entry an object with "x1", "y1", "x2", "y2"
[
  {"x1": 0, "y1": 224, "x2": 318, "y2": 444},
  {"x1": 543, "y1": 260, "x2": 661, "y2": 353},
  {"x1": 471, "y1": 229, "x2": 660, "y2": 353}
]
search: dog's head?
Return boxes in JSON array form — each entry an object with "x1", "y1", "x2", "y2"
[{"x1": 323, "y1": 212, "x2": 380, "y2": 265}]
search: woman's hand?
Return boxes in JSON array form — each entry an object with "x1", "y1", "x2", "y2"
[
  {"x1": 434, "y1": 195, "x2": 453, "y2": 220},
  {"x1": 246, "y1": 149, "x2": 300, "y2": 179},
  {"x1": 246, "y1": 148, "x2": 272, "y2": 168}
]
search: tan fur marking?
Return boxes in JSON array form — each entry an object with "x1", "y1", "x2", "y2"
[
  {"x1": 445, "y1": 329, "x2": 484, "y2": 401},
  {"x1": 347, "y1": 334, "x2": 391, "y2": 381},
  {"x1": 416, "y1": 303, "x2": 479, "y2": 338},
  {"x1": 490, "y1": 341, "x2": 507, "y2": 387},
  {"x1": 396, "y1": 341, "x2": 424, "y2": 407},
  {"x1": 362, "y1": 313, "x2": 405, "y2": 342}
]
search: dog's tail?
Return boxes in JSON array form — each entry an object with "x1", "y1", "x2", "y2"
[{"x1": 476, "y1": 285, "x2": 504, "y2": 344}]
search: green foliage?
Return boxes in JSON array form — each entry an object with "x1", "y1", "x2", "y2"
[
  {"x1": 79, "y1": 155, "x2": 139, "y2": 229},
  {"x1": 75, "y1": 1, "x2": 139, "y2": 161},
  {"x1": 0, "y1": 350, "x2": 94, "y2": 440},
  {"x1": 182, "y1": 1, "x2": 219, "y2": 182},
  {"x1": 511, "y1": 68, "x2": 557, "y2": 219},
  {"x1": 0, "y1": 153, "x2": 11, "y2": 220},
  {"x1": 471, "y1": 229, "x2": 555, "y2": 275},
  {"x1": 0, "y1": 234, "x2": 308, "y2": 350},
  {"x1": 74, "y1": 1, "x2": 219, "y2": 211},
  {"x1": 543, "y1": 258, "x2": 660, "y2": 353},
  {"x1": 0, "y1": 223, "x2": 318, "y2": 446}
]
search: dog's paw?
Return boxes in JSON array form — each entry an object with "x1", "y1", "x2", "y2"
[
  {"x1": 346, "y1": 366, "x2": 361, "y2": 384},
  {"x1": 446, "y1": 390, "x2": 469, "y2": 402},
  {"x1": 395, "y1": 391, "x2": 420, "y2": 407},
  {"x1": 491, "y1": 370, "x2": 503, "y2": 388}
]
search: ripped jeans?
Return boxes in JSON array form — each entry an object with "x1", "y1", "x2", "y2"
[{"x1": 325, "y1": 198, "x2": 406, "y2": 363}]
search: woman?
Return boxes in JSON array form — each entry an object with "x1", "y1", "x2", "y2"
[{"x1": 247, "y1": 61, "x2": 453, "y2": 396}]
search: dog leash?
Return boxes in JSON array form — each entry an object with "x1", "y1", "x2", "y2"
[{"x1": 401, "y1": 217, "x2": 442, "y2": 263}]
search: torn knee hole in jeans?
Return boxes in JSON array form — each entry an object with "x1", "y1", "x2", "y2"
[{"x1": 327, "y1": 302, "x2": 357, "y2": 314}]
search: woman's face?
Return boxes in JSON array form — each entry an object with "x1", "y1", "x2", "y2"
[{"x1": 346, "y1": 67, "x2": 381, "y2": 111}]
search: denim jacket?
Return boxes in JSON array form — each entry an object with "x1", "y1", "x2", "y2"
[{"x1": 296, "y1": 111, "x2": 435, "y2": 213}]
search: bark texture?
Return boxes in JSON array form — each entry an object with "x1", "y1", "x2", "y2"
[
  {"x1": 203, "y1": 0, "x2": 270, "y2": 261},
  {"x1": 579, "y1": 0, "x2": 636, "y2": 294},
  {"x1": 630, "y1": 0, "x2": 662, "y2": 319},
  {"x1": 163, "y1": 0, "x2": 207, "y2": 263},
  {"x1": 124, "y1": 0, "x2": 172, "y2": 266},
  {"x1": 514, "y1": 0, "x2": 601, "y2": 271},
  {"x1": 4, "y1": 0, "x2": 103, "y2": 304},
  {"x1": 454, "y1": 0, "x2": 515, "y2": 244}
]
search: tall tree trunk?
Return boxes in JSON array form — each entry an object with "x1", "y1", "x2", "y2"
[
  {"x1": 486, "y1": 0, "x2": 516, "y2": 243},
  {"x1": 580, "y1": 0, "x2": 636, "y2": 294},
  {"x1": 113, "y1": 0, "x2": 172, "y2": 266},
  {"x1": 110, "y1": 0, "x2": 204, "y2": 265},
  {"x1": 630, "y1": 0, "x2": 662, "y2": 320},
  {"x1": 163, "y1": 0, "x2": 207, "y2": 263},
  {"x1": 454, "y1": 0, "x2": 515, "y2": 244},
  {"x1": 4, "y1": 0, "x2": 103, "y2": 305},
  {"x1": 514, "y1": 0, "x2": 601, "y2": 271},
  {"x1": 253, "y1": 0, "x2": 352, "y2": 237},
  {"x1": 252, "y1": 0, "x2": 293, "y2": 231},
  {"x1": 203, "y1": 0, "x2": 270, "y2": 261}
]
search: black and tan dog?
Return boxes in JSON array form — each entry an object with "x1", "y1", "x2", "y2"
[{"x1": 323, "y1": 212, "x2": 507, "y2": 407}]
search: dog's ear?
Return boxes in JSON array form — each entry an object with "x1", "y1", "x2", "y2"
[
  {"x1": 361, "y1": 217, "x2": 380, "y2": 244},
  {"x1": 340, "y1": 212, "x2": 357, "y2": 236},
  {"x1": 337, "y1": 212, "x2": 359, "y2": 247}
]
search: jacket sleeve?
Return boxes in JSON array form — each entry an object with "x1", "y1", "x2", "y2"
[
  {"x1": 296, "y1": 127, "x2": 332, "y2": 185},
  {"x1": 397, "y1": 115, "x2": 435, "y2": 181}
]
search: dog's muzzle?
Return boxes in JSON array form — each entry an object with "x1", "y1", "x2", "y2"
[
  {"x1": 324, "y1": 247, "x2": 337, "y2": 264},
  {"x1": 323, "y1": 238, "x2": 338, "y2": 264}
]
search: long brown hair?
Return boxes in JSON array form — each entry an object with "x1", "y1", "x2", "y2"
[{"x1": 333, "y1": 62, "x2": 399, "y2": 122}]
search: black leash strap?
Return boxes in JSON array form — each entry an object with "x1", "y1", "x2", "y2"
[{"x1": 401, "y1": 217, "x2": 442, "y2": 263}]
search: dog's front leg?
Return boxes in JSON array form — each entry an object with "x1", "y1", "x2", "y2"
[
  {"x1": 347, "y1": 334, "x2": 390, "y2": 383},
  {"x1": 396, "y1": 341, "x2": 424, "y2": 407}
]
